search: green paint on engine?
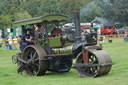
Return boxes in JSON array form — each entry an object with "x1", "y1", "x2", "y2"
[
  {"x1": 49, "y1": 36, "x2": 62, "y2": 48},
  {"x1": 52, "y1": 45, "x2": 73, "y2": 54}
]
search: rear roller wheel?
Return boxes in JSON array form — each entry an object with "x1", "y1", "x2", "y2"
[
  {"x1": 19, "y1": 45, "x2": 48, "y2": 76},
  {"x1": 76, "y1": 50, "x2": 112, "y2": 77}
]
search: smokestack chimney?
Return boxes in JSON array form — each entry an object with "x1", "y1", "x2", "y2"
[
  {"x1": 72, "y1": 9, "x2": 81, "y2": 40},
  {"x1": 90, "y1": 22, "x2": 93, "y2": 33}
]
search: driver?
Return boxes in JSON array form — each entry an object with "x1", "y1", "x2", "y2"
[{"x1": 20, "y1": 30, "x2": 34, "y2": 51}]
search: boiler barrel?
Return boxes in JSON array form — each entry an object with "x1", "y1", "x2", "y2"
[{"x1": 52, "y1": 45, "x2": 73, "y2": 54}]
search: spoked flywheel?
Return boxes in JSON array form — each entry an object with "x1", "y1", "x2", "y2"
[
  {"x1": 18, "y1": 45, "x2": 48, "y2": 76},
  {"x1": 75, "y1": 50, "x2": 112, "y2": 77}
]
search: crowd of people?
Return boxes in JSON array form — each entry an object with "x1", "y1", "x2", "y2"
[{"x1": 0, "y1": 35, "x2": 20, "y2": 50}]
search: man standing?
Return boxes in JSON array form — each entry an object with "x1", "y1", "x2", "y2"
[
  {"x1": 13, "y1": 36, "x2": 18, "y2": 49},
  {"x1": 0, "y1": 37, "x2": 3, "y2": 48},
  {"x1": 8, "y1": 36, "x2": 13, "y2": 49},
  {"x1": 34, "y1": 25, "x2": 41, "y2": 38},
  {"x1": 33, "y1": 25, "x2": 42, "y2": 44},
  {"x1": 5, "y1": 35, "x2": 9, "y2": 50}
]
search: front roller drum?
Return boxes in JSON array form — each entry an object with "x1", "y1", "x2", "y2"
[
  {"x1": 75, "y1": 50, "x2": 112, "y2": 77},
  {"x1": 18, "y1": 45, "x2": 48, "y2": 76}
]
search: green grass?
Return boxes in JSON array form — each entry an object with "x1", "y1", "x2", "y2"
[{"x1": 0, "y1": 39, "x2": 128, "y2": 85}]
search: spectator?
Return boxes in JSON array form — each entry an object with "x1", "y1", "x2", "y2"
[
  {"x1": 13, "y1": 36, "x2": 18, "y2": 49},
  {"x1": 8, "y1": 36, "x2": 13, "y2": 49},
  {"x1": 81, "y1": 32, "x2": 85, "y2": 41},
  {"x1": 0, "y1": 37, "x2": 2, "y2": 48},
  {"x1": 119, "y1": 28, "x2": 125, "y2": 37},
  {"x1": 17, "y1": 35, "x2": 22, "y2": 48},
  {"x1": 81, "y1": 29, "x2": 88, "y2": 41},
  {"x1": 5, "y1": 35, "x2": 9, "y2": 50}
]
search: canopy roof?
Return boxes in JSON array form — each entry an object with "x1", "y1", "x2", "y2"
[{"x1": 12, "y1": 15, "x2": 68, "y2": 27}]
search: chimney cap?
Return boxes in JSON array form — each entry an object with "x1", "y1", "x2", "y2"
[{"x1": 72, "y1": 9, "x2": 80, "y2": 12}]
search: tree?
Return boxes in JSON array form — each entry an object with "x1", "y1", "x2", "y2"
[
  {"x1": 22, "y1": 0, "x2": 41, "y2": 17},
  {"x1": 59, "y1": 0, "x2": 90, "y2": 16},
  {"x1": 80, "y1": 0, "x2": 104, "y2": 22},
  {"x1": 38, "y1": 0, "x2": 62, "y2": 15},
  {"x1": 99, "y1": 0, "x2": 128, "y2": 25},
  {"x1": 14, "y1": 11, "x2": 32, "y2": 21},
  {"x1": 0, "y1": 15, "x2": 11, "y2": 29}
]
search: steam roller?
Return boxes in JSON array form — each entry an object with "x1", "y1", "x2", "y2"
[
  {"x1": 12, "y1": 9, "x2": 112, "y2": 77},
  {"x1": 74, "y1": 46, "x2": 112, "y2": 77}
]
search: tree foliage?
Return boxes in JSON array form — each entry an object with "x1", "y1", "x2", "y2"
[
  {"x1": 0, "y1": 0, "x2": 91, "y2": 29},
  {"x1": 99, "y1": 0, "x2": 128, "y2": 25},
  {"x1": 0, "y1": 15, "x2": 11, "y2": 28},
  {"x1": 0, "y1": 0, "x2": 128, "y2": 29}
]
